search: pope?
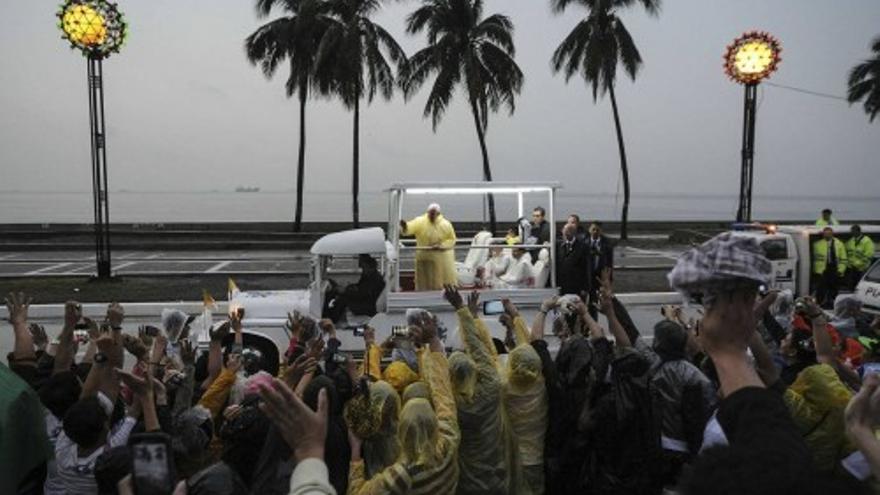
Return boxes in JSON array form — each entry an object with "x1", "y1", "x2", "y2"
[{"x1": 400, "y1": 204, "x2": 458, "y2": 290}]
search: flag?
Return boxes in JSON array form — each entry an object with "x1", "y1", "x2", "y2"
[
  {"x1": 227, "y1": 278, "x2": 239, "y2": 298},
  {"x1": 202, "y1": 289, "x2": 217, "y2": 310}
]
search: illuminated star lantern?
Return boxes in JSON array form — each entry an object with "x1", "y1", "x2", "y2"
[
  {"x1": 724, "y1": 31, "x2": 782, "y2": 84},
  {"x1": 57, "y1": 0, "x2": 127, "y2": 59}
]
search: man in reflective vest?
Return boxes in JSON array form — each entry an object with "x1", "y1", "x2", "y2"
[
  {"x1": 846, "y1": 225, "x2": 876, "y2": 289},
  {"x1": 815, "y1": 208, "x2": 840, "y2": 227},
  {"x1": 812, "y1": 227, "x2": 848, "y2": 308}
]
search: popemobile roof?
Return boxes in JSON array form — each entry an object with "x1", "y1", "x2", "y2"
[{"x1": 310, "y1": 227, "x2": 388, "y2": 256}]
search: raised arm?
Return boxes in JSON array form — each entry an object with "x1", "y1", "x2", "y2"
[
  {"x1": 444, "y1": 286, "x2": 495, "y2": 371},
  {"x1": 698, "y1": 291, "x2": 764, "y2": 398},
  {"x1": 203, "y1": 321, "x2": 230, "y2": 390},
  {"x1": 53, "y1": 301, "x2": 81, "y2": 374},
  {"x1": 81, "y1": 324, "x2": 125, "y2": 403},
  {"x1": 597, "y1": 271, "x2": 631, "y2": 348},
  {"x1": 531, "y1": 297, "x2": 558, "y2": 342},
  {"x1": 845, "y1": 373, "x2": 880, "y2": 480},
  {"x1": 801, "y1": 298, "x2": 834, "y2": 366},
  {"x1": 5, "y1": 292, "x2": 36, "y2": 365}
]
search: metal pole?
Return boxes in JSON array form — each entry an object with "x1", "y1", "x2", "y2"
[
  {"x1": 737, "y1": 83, "x2": 758, "y2": 223},
  {"x1": 548, "y1": 188, "x2": 556, "y2": 289},
  {"x1": 88, "y1": 55, "x2": 112, "y2": 278}
]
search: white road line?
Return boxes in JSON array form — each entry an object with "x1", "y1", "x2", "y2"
[
  {"x1": 0, "y1": 254, "x2": 17, "y2": 260},
  {"x1": 205, "y1": 260, "x2": 234, "y2": 273},
  {"x1": 145, "y1": 253, "x2": 162, "y2": 260},
  {"x1": 624, "y1": 247, "x2": 681, "y2": 261},
  {"x1": 113, "y1": 261, "x2": 139, "y2": 271},
  {"x1": 24, "y1": 262, "x2": 74, "y2": 276}
]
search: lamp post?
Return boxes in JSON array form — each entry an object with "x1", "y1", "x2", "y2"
[
  {"x1": 724, "y1": 31, "x2": 781, "y2": 223},
  {"x1": 58, "y1": 0, "x2": 127, "y2": 278}
]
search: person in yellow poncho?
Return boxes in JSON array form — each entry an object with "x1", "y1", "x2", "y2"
[{"x1": 400, "y1": 204, "x2": 457, "y2": 290}]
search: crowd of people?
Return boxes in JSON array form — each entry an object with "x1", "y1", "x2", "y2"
[{"x1": 2, "y1": 225, "x2": 880, "y2": 494}]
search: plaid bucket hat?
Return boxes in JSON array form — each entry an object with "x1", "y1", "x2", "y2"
[{"x1": 667, "y1": 232, "x2": 772, "y2": 303}]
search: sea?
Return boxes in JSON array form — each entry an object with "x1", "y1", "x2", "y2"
[{"x1": 0, "y1": 190, "x2": 877, "y2": 224}]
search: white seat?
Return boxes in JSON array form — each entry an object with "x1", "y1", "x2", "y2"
[
  {"x1": 532, "y1": 248, "x2": 551, "y2": 288},
  {"x1": 457, "y1": 231, "x2": 493, "y2": 285}
]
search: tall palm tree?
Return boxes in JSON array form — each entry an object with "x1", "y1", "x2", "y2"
[
  {"x1": 315, "y1": 0, "x2": 407, "y2": 228},
  {"x1": 245, "y1": 0, "x2": 329, "y2": 232},
  {"x1": 550, "y1": 0, "x2": 660, "y2": 241},
  {"x1": 847, "y1": 35, "x2": 880, "y2": 123},
  {"x1": 402, "y1": 0, "x2": 524, "y2": 234}
]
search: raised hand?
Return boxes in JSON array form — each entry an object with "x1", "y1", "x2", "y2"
[
  {"x1": 467, "y1": 291, "x2": 480, "y2": 318},
  {"x1": 226, "y1": 353, "x2": 242, "y2": 373},
  {"x1": 64, "y1": 301, "x2": 82, "y2": 330},
  {"x1": 319, "y1": 318, "x2": 337, "y2": 339},
  {"x1": 5, "y1": 292, "x2": 32, "y2": 326},
  {"x1": 210, "y1": 321, "x2": 231, "y2": 342},
  {"x1": 258, "y1": 379, "x2": 329, "y2": 462},
  {"x1": 540, "y1": 296, "x2": 560, "y2": 313},
  {"x1": 121, "y1": 334, "x2": 149, "y2": 362},
  {"x1": 306, "y1": 336, "x2": 325, "y2": 360},
  {"x1": 29, "y1": 324, "x2": 49, "y2": 350},
  {"x1": 117, "y1": 368, "x2": 156, "y2": 401},
  {"x1": 698, "y1": 291, "x2": 757, "y2": 359},
  {"x1": 230, "y1": 307, "x2": 245, "y2": 333},
  {"x1": 283, "y1": 354, "x2": 317, "y2": 389},
  {"x1": 286, "y1": 311, "x2": 305, "y2": 340},
  {"x1": 502, "y1": 298, "x2": 519, "y2": 318},
  {"x1": 105, "y1": 302, "x2": 125, "y2": 328},
  {"x1": 362, "y1": 325, "x2": 376, "y2": 346},
  {"x1": 845, "y1": 373, "x2": 880, "y2": 438},
  {"x1": 179, "y1": 339, "x2": 196, "y2": 366},
  {"x1": 443, "y1": 284, "x2": 464, "y2": 310}
]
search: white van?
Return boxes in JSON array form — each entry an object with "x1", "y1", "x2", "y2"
[{"x1": 855, "y1": 261, "x2": 880, "y2": 315}]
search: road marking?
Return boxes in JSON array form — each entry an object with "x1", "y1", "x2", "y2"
[
  {"x1": 145, "y1": 253, "x2": 162, "y2": 260},
  {"x1": 0, "y1": 254, "x2": 17, "y2": 260},
  {"x1": 24, "y1": 262, "x2": 74, "y2": 275},
  {"x1": 624, "y1": 247, "x2": 681, "y2": 261},
  {"x1": 113, "y1": 261, "x2": 139, "y2": 272},
  {"x1": 205, "y1": 260, "x2": 234, "y2": 273}
]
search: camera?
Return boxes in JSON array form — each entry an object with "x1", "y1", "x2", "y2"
[
  {"x1": 391, "y1": 325, "x2": 410, "y2": 337},
  {"x1": 332, "y1": 353, "x2": 348, "y2": 364},
  {"x1": 352, "y1": 326, "x2": 365, "y2": 337}
]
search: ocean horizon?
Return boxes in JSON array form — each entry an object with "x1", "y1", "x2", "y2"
[{"x1": 0, "y1": 190, "x2": 877, "y2": 224}]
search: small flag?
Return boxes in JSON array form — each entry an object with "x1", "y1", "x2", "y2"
[
  {"x1": 228, "y1": 278, "x2": 239, "y2": 296},
  {"x1": 202, "y1": 290, "x2": 216, "y2": 310}
]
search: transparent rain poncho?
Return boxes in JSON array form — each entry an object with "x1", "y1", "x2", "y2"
[
  {"x1": 362, "y1": 381, "x2": 401, "y2": 478},
  {"x1": 450, "y1": 309, "x2": 521, "y2": 495},
  {"x1": 503, "y1": 317, "x2": 548, "y2": 495}
]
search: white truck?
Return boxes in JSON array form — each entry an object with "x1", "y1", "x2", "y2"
[
  {"x1": 728, "y1": 223, "x2": 880, "y2": 305},
  {"x1": 210, "y1": 182, "x2": 563, "y2": 371}
]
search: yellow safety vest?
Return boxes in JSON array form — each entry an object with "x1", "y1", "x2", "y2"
[
  {"x1": 812, "y1": 238, "x2": 848, "y2": 276},
  {"x1": 846, "y1": 235, "x2": 876, "y2": 272},
  {"x1": 815, "y1": 217, "x2": 840, "y2": 227}
]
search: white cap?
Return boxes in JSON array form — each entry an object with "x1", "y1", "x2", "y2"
[{"x1": 427, "y1": 203, "x2": 441, "y2": 213}]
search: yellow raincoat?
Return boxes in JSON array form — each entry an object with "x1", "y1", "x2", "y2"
[
  {"x1": 402, "y1": 213, "x2": 457, "y2": 290},
  {"x1": 784, "y1": 363, "x2": 855, "y2": 473},
  {"x1": 348, "y1": 348, "x2": 460, "y2": 494},
  {"x1": 452, "y1": 308, "x2": 522, "y2": 495},
  {"x1": 503, "y1": 317, "x2": 548, "y2": 495}
]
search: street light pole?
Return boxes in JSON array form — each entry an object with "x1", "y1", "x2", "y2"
[
  {"x1": 737, "y1": 83, "x2": 758, "y2": 222},
  {"x1": 724, "y1": 31, "x2": 782, "y2": 223},
  {"x1": 87, "y1": 56, "x2": 112, "y2": 277},
  {"x1": 58, "y1": 0, "x2": 126, "y2": 279}
]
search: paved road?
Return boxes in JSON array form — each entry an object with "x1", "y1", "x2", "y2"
[{"x1": 0, "y1": 245, "x2": 686, "y2": 277}]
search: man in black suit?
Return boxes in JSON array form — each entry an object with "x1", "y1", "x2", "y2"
[
  {"x1": 586, "y1": 222, "x2": 614, "y2": 316},
  {"x1": 556, "y1": 223, "x2": 589, "y2": 296}
]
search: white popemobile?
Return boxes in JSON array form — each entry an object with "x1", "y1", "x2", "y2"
[{"x1": 202, "y1": 182, "x2": 563, "y2": 370}]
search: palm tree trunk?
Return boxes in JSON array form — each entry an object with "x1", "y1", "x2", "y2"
[
  {"x1": 608, "y1": 84, "x2": 630, "y2": 241},
  {"x1": 352, "y1": 98, "x2": 360, "y2": 229},
  {"x1": 294, "y1": 85, "x2": 307, "y2": 233},
  {"x1": 468, "y1": 99, "x2": 497, "y2": 235}
]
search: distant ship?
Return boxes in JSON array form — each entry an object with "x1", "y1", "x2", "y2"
[{"x1": 234, "y1": 186, "x2": 260, "y2": 193}]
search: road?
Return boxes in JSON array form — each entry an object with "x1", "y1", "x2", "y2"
[{"x1": 0, "y1": 245, "x2": 686, "y2": 277}]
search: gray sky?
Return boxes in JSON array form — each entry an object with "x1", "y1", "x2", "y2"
[{"x1": 1, "y1": 0, "x2": 878, "y2": 202}]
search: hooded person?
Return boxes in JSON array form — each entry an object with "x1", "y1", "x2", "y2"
[
  {"x1": 447, "y1": 306, "x2": 521, "y2": 494},
  {"x1": 402, "y1": 381, "x2": 432, "y2": 407},
  {"x1": 359, "y1": 381, "x2": 402, "y2": 478},
  {"x1": 400, "y1": 203, "x2": 458, "y2": 290},
  {"x1": 348, "y1": 344, "x2": 460, "y2": 494},
  {"x1": 503, "y1": 343, "x2": 548, "y2": 495}
]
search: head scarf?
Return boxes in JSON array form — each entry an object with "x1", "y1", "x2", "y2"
[
  {"x1": 402, "y1": 381, "x2": 432, "y2": 406},
  {"x1": 383, "y1": 361, "x2": 419, "y2": 393},
  {"x1": 506, "y1": 344, "x2": 543, "y2": 390},
  {"x1": 448, "y1": 351, "x2": 477, "y2": 404},
  {"x1": 397, "y1": 398, "x2": 440, "y2": 465}
]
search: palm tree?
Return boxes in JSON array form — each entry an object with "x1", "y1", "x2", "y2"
[
  {"x1": 245, "y1": 0, "x2": 329, "y2": 232},
  {"x1": 550, "y1": 0, "x2": 660, "y2": 241},
  {"x1": 847, "y1": 35, "x2": 880, "y2": 123},
  {"x1": 315, "y1": 0, "x2": 407, "y2": 228},
  {"x1": 402, "y1": 0, "x2": 524, "y2": 234}
]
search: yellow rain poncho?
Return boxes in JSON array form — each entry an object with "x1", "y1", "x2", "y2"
[
  {"x1": 402, "y1": 381, "x2": 432, "y2": 406},
  {"x1": 452, "y1": 308, "x2": 521, "y2": 495},
  {"x1": 361, "y1": 381, "x2": 402, "y2": 478},
  {"x1": 784, "y1": 363, "x2": 855, "y2": 473},
  {"x1": 402, "y1": 213, "x2": 457, "y2": 290},
  {"x1": 383, "y1": 361, "x2": 419, "y2": 394},
  {"x1": 503, "y1": 316, "x2": 548, "y2": 495},
  {"x1": 348, "y1": 348, "x2": 460, "y2": 494}
]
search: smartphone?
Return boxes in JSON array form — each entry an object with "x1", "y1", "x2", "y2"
[
  {"x1": 391, "y1": 325, "x2": 409, "y2": 337},
  {"x1": 483, "y1": 300, "x2": 505, "y2": 316},
  {"x1": 352, "y1": 326, "x2": 365, "y2": 337},
  {"x1": 862, "y1": 362, "x2": 880, "y2": 378},
  {"x1": 332, "y1": 353, "x2": 348, "y2": 364},
  {"x1": 129, "y1": 433, "x2": 175, "y2": 495}
]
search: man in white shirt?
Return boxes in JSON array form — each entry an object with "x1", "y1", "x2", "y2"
[
  {"x1": 498, "y1": 247, "x2": 533, "y2": 288},
  {"x1": 482, "y1": 244, "x2": 512, "y2": 286}
]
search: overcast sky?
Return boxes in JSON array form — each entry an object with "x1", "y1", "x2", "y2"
[{"x1": 1, "y1": 0, "x2": 878, "y2": 202}]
